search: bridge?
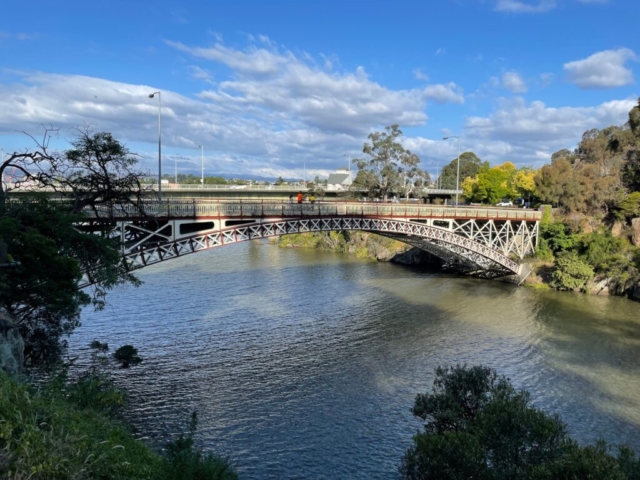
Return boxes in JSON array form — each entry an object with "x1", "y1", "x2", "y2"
[{"x1": 79, "y1": 200, "x2": 540, "y2": 285}]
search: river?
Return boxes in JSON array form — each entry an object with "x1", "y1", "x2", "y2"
[{"x1": 69, "y1": 240, "x2": 640, "y2": 479}]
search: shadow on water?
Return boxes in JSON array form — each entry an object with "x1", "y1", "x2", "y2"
[{"x1": 526, "y1": 290, "x2": 640, "y2": 432}]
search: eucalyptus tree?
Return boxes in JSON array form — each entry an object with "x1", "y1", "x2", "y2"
[{"x1": 355, "y1": 124, "x2": 428, "y2": 201}]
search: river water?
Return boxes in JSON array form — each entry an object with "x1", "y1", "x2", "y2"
[{"x1": 70, "y1": 241, "x2": 640, "y2": 479}]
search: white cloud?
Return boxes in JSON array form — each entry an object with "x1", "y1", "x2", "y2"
[
  {"x1": 464, "y1": 96, "x2": 635, "y2": 164},
  {"x1": 422, "y1": 83, "x2": 465, "y2": 104},
  {"x1": 188, "y1": 66, "x2": 214, "y2": 83},
  {"x1": 413, "y1": 69, "x2": 429, "y2": 81},
  {"x1": 502, "y1": 71, "x2": 528, "y2": 93},
  {"x1": 166, "y1": 40, "x2": 292, "y2": 75},
  {"x1": 539, "y1": 72, "x2": 554, "y2": 87},
  {"x1": 564, "y1": 48, "x2": 637, "y2": 89},
  {"x1": 0, "y1": 60, "x2": 434, "y2": 178},
  {"x1": 495, "y1": 0, "x2": 556, "y2": 13},
  {"x1": 168, "y1": 39, "x2": 448, "y2": 135}
]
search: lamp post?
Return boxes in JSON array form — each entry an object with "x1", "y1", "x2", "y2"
[
  {"x1": 304, "y1": 160, "x2": 306, "y2": 187},
  {"x1": 343, "y1": 154, "x2": 352, "y2": 185},
  {"x1": 443, "y1": 135, "x2": 461, "y2": 205},
  {"x1": 198, "y1": 145, "x2": 204, "y2": 186},
  {"x1": 148, "y1": 91, "x2": 162, "y2": 200},
  {"x1": 174, "y1": 156, "x2": 178, "y2": 185}
]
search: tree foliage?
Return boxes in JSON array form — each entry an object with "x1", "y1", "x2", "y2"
[
  {"x1": 439, "y1": 151, "x2": 487, "y2": 190},
  {"x1": 354, "y1": 125, "x2": 428, "y2": 201},
  {"x1": 1, "y1": 128, "x2": 151, "y2": 216},
  {"x1": 463, "y1": 162, "x2": 532, "y2": 204},
  {"x1": 0, "y1": 200, "x2": 140, "y2": 365},
  {"x1": 400, "y1": 365, "x2": 638, "y2": 480},
  {"x1": 0, "y1": 130, "x2": 145, "y2": 365},
  {"x1": 550, "y1": 251, "x2": 594, "y2": 292}
]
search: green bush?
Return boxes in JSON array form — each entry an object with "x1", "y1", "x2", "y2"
[
  {"x1": 114, "y1": 344, "x2": 143, "y2": 368},
  {"x1": 579, "y1": 228, "x2": 625, "y2": 271},
  {"x1": 550, "y1": 251, "x2": 594, "y2": 292},
  {"x1": 400, "y1": 365, "x2": 640, "y2": 480},
  {"x1": 538, "y1": 222, "x2": 579, "y2": 255},
  {"x1": 159, "y1": 412, "x2": 238, "y2": 480},
  {"x1": 615, "y1": 192, "x2": 640, "y2": 220},
  {"x1": 0, "y1": 370, "x2": 160, "y2": 479}
]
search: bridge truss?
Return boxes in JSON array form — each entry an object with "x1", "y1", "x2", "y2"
[{"x1": 78, "y1": 202, "x2": 539, "y2": 286}]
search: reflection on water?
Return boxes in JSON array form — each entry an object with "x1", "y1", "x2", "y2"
[{"x1": 70, "y1": 240, "x2": 640, "y2": 479}]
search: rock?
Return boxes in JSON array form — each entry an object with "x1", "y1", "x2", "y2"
[
  {"x1": 592, "y1": 277, "x2": 610, "y2": 296},
  {"x1": 580, "y1": 219, "x2": 594, "y2": 234},
  {"x1": 630, "y1": 283, "x2": 640, "y2": 302},
  {"x1": 611, "y1": 221, "x2": 623, "y2": 238},
  {"x1": 632, "y1": 218, "x2": 640, "y2": 246},
  {"x1": 390, "y1": 247, "x2": 443, "y2": 267},
  {"x1": 0, "y1": 309, "x2": 24, "y2": 377}
]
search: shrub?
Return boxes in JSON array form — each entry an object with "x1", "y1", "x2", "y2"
[
  {"x1": 400, "y1": 365, "x2": 639, "y2": 480},
  {"x1": 114, "y1": 344, "x2": 143, "y2": 368},
  {"x1": 159, "y1": 412, "x2": 238, "y2": 480},
  {"x1": 0, "y1": 371, "x2": 160, "y2": 479},
  {"x1": 550, "y1": 251, "x2": 594, "y2": 292},
  {"x1": 615, "y1": 192, "x2": 640, "y2": 220}
]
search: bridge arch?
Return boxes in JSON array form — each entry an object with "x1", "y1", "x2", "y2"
[{"x1": 78, "y1": 201, "x2": 540, "y2": 287}]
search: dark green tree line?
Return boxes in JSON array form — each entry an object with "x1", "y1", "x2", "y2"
[{"x1": 0, "y1": 130, "x2": 145, "y2": 364}]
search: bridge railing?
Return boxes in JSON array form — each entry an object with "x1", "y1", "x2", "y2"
[{"x1": 87, "y1": 200, "x2": 541, "y2": 221}]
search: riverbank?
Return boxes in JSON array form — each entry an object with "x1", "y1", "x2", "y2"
[{"x1": 0, "y1": 368, "x2": 237, "y2": 479}]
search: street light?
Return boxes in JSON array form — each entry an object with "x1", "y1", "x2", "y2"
[
  {"x1": 198, "y1": 145, "x2": 204, "y2": 186},
  {"x1": 174, "y1": 156, "x2": 178, "y2": 185},
  {"x1": 343, "y1": 154, "x2": 352, "y2": 185},
  {"x1": 443, "y1": 135, "x2": 461, "y2": 205},
  {"x1": 148, "y1": 91, "x2": 162, "y2": 200}
]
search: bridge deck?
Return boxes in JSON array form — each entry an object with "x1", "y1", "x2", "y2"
[{"x1": 94, "y1": 200, "x2": 542, "y2": 222}]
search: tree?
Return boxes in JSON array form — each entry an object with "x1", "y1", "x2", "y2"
[
  {"x1": 536, "y1": 158, "x2": 621, "y2": 214},
  {"x1": 622, "y1": 99, "x2": 640, "y2": 192},
  {"x1": 1, "y1": 128, "x2": 151, "y2": 216},
  {"x1": 400, "y1": 365, "x2": 636, "y2": 480},
  {"x1": 439, "y1": 152, "x2": 488, "y2": 190},
  {"x1": 355, "y1": 125, "x2": 426, "y2": 201},
  {"x1": 0, "y1": 130, "x2": 145, "y2": 364},
  {"x1": 512, "y1": 167, "x2": 538, "y2": 199},
  {"x1": 0, "y1": 200, "x2": 140, "y2": 364},
  {"x1": 274, "y1": 176, "x2": 285, "y2": 185},
  {"x1": 398, "y1": 152, "x2": 429, "y2": 200},
  {"x1": 464, "y1": 162, "x2": 516, "y2": 204}
]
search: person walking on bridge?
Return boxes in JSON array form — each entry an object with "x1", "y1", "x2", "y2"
[
  {"x1": 289, "y1": 193, "x2": 294, "y2": 203},
  {"x1": 297, "y1": 191, "x2": 303, "y2": 204}
]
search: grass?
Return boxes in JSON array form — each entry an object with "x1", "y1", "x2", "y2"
[{"x1": 0, "y1": 371, "x2": 237, "y2": 480}]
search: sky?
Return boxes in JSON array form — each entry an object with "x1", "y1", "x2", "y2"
[{"x1": 1, "y1": 0, "x2": 638, "y2": 181}]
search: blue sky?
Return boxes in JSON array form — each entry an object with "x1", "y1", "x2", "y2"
[{"x1": 1, "y1": 0, "x2": 638, "y2": 180}]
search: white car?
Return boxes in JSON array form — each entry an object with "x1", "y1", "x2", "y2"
[{"x1": 496, "y1": 200, "x2": 513, "y2": 207}]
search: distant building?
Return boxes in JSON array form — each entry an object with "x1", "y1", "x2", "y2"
[{"x1": 326, "y1": 167, "x2": 352, "y2": 191}]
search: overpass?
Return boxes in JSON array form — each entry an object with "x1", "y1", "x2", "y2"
[
  {"x1": 79, "y1": 200, "x2": 540, "y2": 286},
  {"x1": 9, "y1": 183, "x2": 462, "y2": 203}
]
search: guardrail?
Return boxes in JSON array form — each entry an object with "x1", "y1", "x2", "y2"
[
  {"x1": 7, "y1": 183, "x2": 462, "y2": 195},
  {"x1": 88, "y1": 200, "x2": 542, "y2": 221}
]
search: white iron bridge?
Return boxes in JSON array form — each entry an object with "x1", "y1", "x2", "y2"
[{"x1": 80, "y1": 200, "x2": 541, "y2": 285}]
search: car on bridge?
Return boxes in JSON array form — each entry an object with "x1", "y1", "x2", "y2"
[{"x1": 495, "y1": 199, "x2": 513, "y2": 207}]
